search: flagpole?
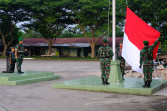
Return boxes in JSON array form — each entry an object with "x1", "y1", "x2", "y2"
[
  {"x1": 108, "y1": 0, "x2": 110, "y2": 38},
  {"x1": 112, "y1": 0, "x2": 116, "y2": 60},
  {"x1": 109, "y1": 0, "x2": 123, "y2": 83}
]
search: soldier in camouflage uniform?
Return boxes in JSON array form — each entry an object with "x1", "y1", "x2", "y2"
[
  {"x1": 139, "y1": 38, "x2": 160, "y2": 88},
  {"x1": 15, "y1": 38, "x2": 27, "y2": 74},
  {"x1": 116, "y1": 41, "x2": 125, "y2": 80},
  {"x1": 98, "y1": 39, "x2": 113, "y2": 84}
]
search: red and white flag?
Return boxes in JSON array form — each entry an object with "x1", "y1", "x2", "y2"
[{"x1": 122, "y1": 7, "x2": 160, "y2": 73}]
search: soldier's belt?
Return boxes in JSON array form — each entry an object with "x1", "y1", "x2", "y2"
[
  {"x1": 143, "y1": 58, "x2": 153, "y2": 61},
  {"x1": 17, "y1": 52, "x2": 24, "y2": 54},
  {"x1": 101, "y1": 57, "x2": 110, "y2": 58}
]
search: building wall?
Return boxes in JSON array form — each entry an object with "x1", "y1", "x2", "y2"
[
  {"x1": 81, "y1": 48, "x2": 84, "y2": 57},
  {"x1": 25, "y1": 45, "x2": 119, "y2": 57},
  {"x1": 61, "y1": 47, "x2": 69, "y2": 56},
  {"x1": 87, "y1": 46, "x2": 100, "y2": 57},
  {"x1": 69, "y1": 48, "x2": 77, "y2": 57},
  {"x1": 66, "y1": 47, "x2": 84, "y2": 57}
]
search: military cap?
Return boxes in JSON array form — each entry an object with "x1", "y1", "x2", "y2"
[
  {"x1": 18, "y1": 38, "x2": 23, "y2": 41},
  {"x1": 103, "y1": 39, "x2": 108, "y2": 42},
  {"x1": 143, "y1": 41, "x2": 149, "y2": 45},
  {"x1": 119, "y1": 41, "x2": 123, "y2": 43}
]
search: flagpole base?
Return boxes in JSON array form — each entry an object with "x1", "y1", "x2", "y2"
[{"x1": 108, "y1": 60, "x2": 123, "y2": 83}]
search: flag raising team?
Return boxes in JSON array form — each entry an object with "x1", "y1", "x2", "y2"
[{"x1": 98, "y1": 38, "x2": 161, "y2": 88}]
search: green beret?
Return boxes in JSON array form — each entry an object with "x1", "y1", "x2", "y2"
[
  {"x1": 143, "y1": 41, "x2": 149, "y2": 45},
  {"x1": 119, "y1": 41, "x2": 123, "y2": 43},
  {"x1": 18, "y1": 38, "x2": 23, "y2": 41},
  {"x1": 103, "y1": 39, "x2": 108, "y2": 42}
]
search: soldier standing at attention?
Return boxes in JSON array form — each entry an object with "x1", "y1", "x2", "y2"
[
  {"x1": 15, "y1": 38, "x2": 27, "y2": 74},
  {"x1": 116, "y1": 41, "x2": 125, "y2": 80},
  {"x1": 98, "y1": 39, "x2": 113, "y2": 85},
  {"x1": 139, "y1": 38, "x2": 160, "y2": 88}
]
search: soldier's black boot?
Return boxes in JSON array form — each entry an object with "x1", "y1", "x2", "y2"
[
  {"x1": 18, "y1": 70, "x2": 24, "y2": 74},
  {"x1": 122, "y1": 75, "x2": 125, "y2": 80},
  {"x1": 102, "y1": 78, "x2": 105, "y2": 84},
  {"x1": 147, "y1": 82, "x2": 151, "y2": 88},
  {"x1": 105, "y1": 79, "x2": 110, "y2": 85},
  {"x1": 122, "y1": 72, "x2": 125, "y2": 80},
  {"x1": 142, "y1": 82, "x2": 147, "y2": 88}
]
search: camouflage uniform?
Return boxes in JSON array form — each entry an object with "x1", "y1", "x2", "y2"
[
  {"x1": 15, "y1": 43, "x2": 24, "y2": 71},
  {"x1": 140, "y1": 39, "x2": 159, "y2": 87},
  {"x1": 98, "y1": 45, "x2": 113, "y2": 80},
  {"x1": 9, "y1": 51, "x2": 16, "y2": 72},
  {"x1": 116, "y1": 47, "x2": 125, "y2": 77}
]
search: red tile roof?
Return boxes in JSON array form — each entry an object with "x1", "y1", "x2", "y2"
[{"x1": 23, "y1": 37, "x2": 123, "y2": 46}]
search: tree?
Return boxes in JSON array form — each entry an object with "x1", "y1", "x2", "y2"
[
  {"x1": 0, "y1": 21, "x2": 15, "y2": 56},
  {"x1": 59, "y1": 31, "x2": 85, "y2": 38},
  {"x1": 23, "y1": 28, "x2": 42, "y2": 38},
  {"x1": 65, "y1": 0, "x2": 111, "y2": 58},
  {"x1": 108, "y1": 26, "x2": 124, "y2": 37},
  {"x1": 27, "y1": 0, "x2": 72, "y2": 55},
  {"x1": 0, "y1": 0, "x2": 32, "y2": 56}
]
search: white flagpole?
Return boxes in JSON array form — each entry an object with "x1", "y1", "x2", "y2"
[
  {"x1": 108, "y1": 0, "x2": 110, "y2": 38},
  {"x1": 112, "y1": 0, "x2": 116, "y2": 60},
  {"x1": 109, "y1": 0, "x2": 123, "y2": 83}
]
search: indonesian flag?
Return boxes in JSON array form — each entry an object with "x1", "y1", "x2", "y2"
[{"x1": 122, "y1": 7, "x2": 160, "y2": 73}]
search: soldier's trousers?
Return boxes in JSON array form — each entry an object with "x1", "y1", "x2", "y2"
[
  {"x1": 100, "y1": 58, "x2": 111, "y2": 79},
  {"x1": 16, "y1": 56, "x2": 23, "y2": 71},
  {"x1": 120, "y1": 58, "x2": 125, "y2": 76},
  {"x1": 143, "y1": 64, "x2": 153, "y2": 82}
]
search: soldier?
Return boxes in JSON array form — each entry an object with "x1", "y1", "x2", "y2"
[
  {"x1": 116, "y1": 41, "x2": 125, "y2": 80},
  {"x1": 15, "y1": 38, "x2": 27, "y2": 74},
  {"x1": 98, "y1": 39, "x2": 113, "y2": 85},
  {"x1": 9, "y1": 47, "x2": 16, "y2": 73},
  {"x1": 139, "y1": 38, "x2": 160, "y2": 88}
]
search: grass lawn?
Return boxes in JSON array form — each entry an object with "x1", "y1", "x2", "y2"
[{"x1": 0, "y1": 56, "x2": 100, "y2": 61}]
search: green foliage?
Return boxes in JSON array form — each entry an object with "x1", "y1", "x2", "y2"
[
  {"x1": 66, "y1": 0, "x2": 110, "y2": 37},
  {"x1": 59, "y1": 31, "x2": 85, "y2": 38},
  {"x1": 10, "y1": 26, "x2": 23, "y2": 46},
  {"x1": 0, "y1": 23, "x2": 21, "y2": 46},
  {"x1": 0, "y1": 0, "x2": 166, "y2": 51},
  {"x1": 161, "y1": 40, "x2": 167, "y2": 54},
  {"x1": 69, "y1": 0, "x2": 109, "y2": 24},
  {"x1": 116, "y1": 0, "x2": 127, "y2": 26},
  {"x1": 23, "y1": 28, "x2": 42, "y2": 38},
  {"x1": 0, "y1": 0, "x2": 32, "y2": 56},
  {"x1": 108, "y1": 26, "x2": 124, "y2": 37},
  {"x1": 26, "y1": 0, "x2": 72, "y2": 39}
]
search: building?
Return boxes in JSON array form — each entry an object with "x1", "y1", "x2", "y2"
[
  {"x1": 23, "y1": 37, "x2": 123, "y2": 57},
  {"x1": 0, "y1": 37, "x2": 123, "y2": 57}
]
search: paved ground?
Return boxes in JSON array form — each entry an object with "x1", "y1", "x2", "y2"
[{"x1": 0, "y1": 59, "x2": 167, "y2": 111}]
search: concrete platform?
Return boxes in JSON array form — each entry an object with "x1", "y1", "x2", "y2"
[
  {"x1": 53, "y1": 76, "x2": 167, "y2": 95},
  {"x1": 0, "y1": 71, "x2": 60, "y2": 85}
]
